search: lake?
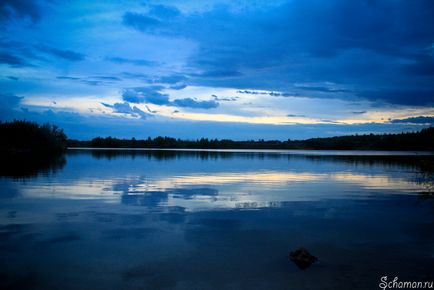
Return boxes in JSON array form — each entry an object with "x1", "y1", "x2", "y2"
[{"x1": 0, "y1": 149, "x2": 433, "y2": 290}]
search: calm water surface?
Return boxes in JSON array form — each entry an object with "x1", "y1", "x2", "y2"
[{"x1": 0, "y1": 149, "x2": 433, "y2": 290}]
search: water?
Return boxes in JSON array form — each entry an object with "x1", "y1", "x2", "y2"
[{"x1": 0, "y1": 149, "x2": 433, "y2": 290}]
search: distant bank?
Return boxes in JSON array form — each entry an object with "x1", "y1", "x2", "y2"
[
  {"x1": 68, "y1": 127, "x2": 434, "y2": 151},
  {"x1": 1, "y1": 120, "x2": 432, "y2": 152}
]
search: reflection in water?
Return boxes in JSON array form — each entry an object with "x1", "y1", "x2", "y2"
[
  {"x1": 0, "y1": 149, "x2": 433, "y2": 290},
  {"x1": 0, "y1": 153, "x2": 66, "y2": 178},
  {"x1": 13, "y1": 167, "x2": 431, "y2": 210}
]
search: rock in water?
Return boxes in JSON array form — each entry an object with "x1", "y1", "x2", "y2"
[{"x1": 289, "y1": 247, "x2": 318, "y2": 269}]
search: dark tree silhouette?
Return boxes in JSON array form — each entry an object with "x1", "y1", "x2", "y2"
[
  {"x1": 0, "y1": 120, "x2": 67, "y2": 177},
  {"x1": 0, "y1": 120, "x2": 67, "y2": 154},
  {"x1": 68, "y1": 127, "x2": 434, "y2": 151}
]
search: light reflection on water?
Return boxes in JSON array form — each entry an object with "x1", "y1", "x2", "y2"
[{"x1": 0, "y1": 149, "x2": 433, "y2": 290}]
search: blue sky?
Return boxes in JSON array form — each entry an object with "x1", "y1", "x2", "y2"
[{"x1": 1, "y1": 0, "x2": 433, "y2": 140}]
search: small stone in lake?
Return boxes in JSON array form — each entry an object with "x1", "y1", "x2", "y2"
[{"x1": 289, "y1": 247, "x2": 318, "y2": 270}]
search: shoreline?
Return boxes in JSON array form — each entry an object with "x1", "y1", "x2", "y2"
[{"x1": 67, "y1": 147, "x2": 434, "y2": 156}]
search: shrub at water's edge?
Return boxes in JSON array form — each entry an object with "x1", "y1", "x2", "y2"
[
  {"x1": 0, "y1": 120, "x2": 67, "y2": 156},
  {"x1": 0, "y1": 120, "x2": 67, "y2": 177}
]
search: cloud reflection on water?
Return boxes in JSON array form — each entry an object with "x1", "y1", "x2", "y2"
[{"x1": 13, "y1": 169, "x2": 427, "y2": 211}]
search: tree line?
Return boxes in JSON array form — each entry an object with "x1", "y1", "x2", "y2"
[
  {"x1": 68, "y1": 127, "x2": 434, "y2": 151},
  {"x1": 1, "y1": 120, "x2": 433, "y2": 151}
]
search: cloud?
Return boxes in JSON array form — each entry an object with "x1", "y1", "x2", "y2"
[
  {"x1": 237, "y1": 90, "x2": 294, "y2": 97},
  {"x1": 390, "y1": 116, "x2": 434, "y2": 124},
  {"x1": 92, "y1": 76, "x2": 121, "y2": 81},
  {"x1": 156, "y1": 74, "x2": 187, "y2": 84},
  {"x1": 122, "y1": 4, "x2": 181, "y2": 33},
  {"x1": 359, "y1": 89, "x2": 434, "y2": 106},
  {"x1": 56, "y1": 75, "x2": 120, "y2": 86},
  {"x1": 402, "y1": 55, "x2": 434, "y2": 76},
  {"x1": 0, "y1": 52, "x2": 29, "y2": 66},
  {"x1": 0, "y1": 0, "x2": 41, "y2": 23},
  {"x1": 121, "y1": 72, "x2": 149, "y2": 81},
  {"x1": 0, "y1": 39, "x2": 85, "y2": 67},
  {"x1": 57, "y1": 76, "x2": 80, "y2": 81},
  {"x1": 237, "y1": 90, "x2": 269, "y2": 95},
  {"x1": 172, "y1": 98, "x2": 219, "y2": 109},
  {"x1": 122, "y1": 86, "x2": 219, "y2": 109},
  {"x1": 145, "y1": 105, "x2": 157, "y2": 114},
  {"x1": 268, "y1": 91, "x2": 296, "y2": 97},
  {"x1": 1, "y1": 0, "x2": 434, "y2": 140},
  {"x1": 80, "y1": 80, "x2": 102, "y2": 86},
  {"x1": 101, "y1": 102, "x2": 150, "y2": 119},
  {"x1": 1, "y1": 96, "x2": 431, "y2": 140},
  {"x1": 294, "y1": 83, "x2": 352, "y2": 93},
  {"x1": 0, "y1": 93, "x2": 23, "y2": 108},
  {"x1": 122, "y1": 86, "x2": 169, "y2": 105},
  {"x1": 122, "y1": 1, "x2": 434, "y2": 106},
  {"x1": 39, "y1": 46, "x2": 85, "y2": 61},
  {"x1": 212, "y1": 95, "x2": 238, "y2": 102},
  {"x1": 196, "y1": 70, "x2": 243, "y2": 78},
  {"x1": 170, "y1": 84, "x2": 187, "y2": 90},
  {"x1": 122, "y1": 12, "x2": 160, "y2": 32},
  {"x1": 0, "y1": 93, "x2": 24, "y2": 118},
  {"x1": 148, "y1": 4, "x2": 181, "y2": 19},
  {"x1": 352, "y1": 111, "x2": 367, "y2": 115},
  {"x1": 320, "y1": 119, "x2": 341, "y2": 124},
  {"x1": 105, "y1": 56, "x2": 157, "y2": 66}
]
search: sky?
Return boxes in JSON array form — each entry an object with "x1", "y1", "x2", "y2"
[{"x1": 1, "y1": 0, "x2": 434, "y2": 140}]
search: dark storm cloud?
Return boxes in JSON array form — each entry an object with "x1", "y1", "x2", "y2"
[
  {"x1": 390, "y1": 116, "x2": 434, "y2": 124},
  {"x1": 123, "y1": 1, "x2": 434, "y2": 106},
  {"x1": 402, "y1": 55, "x2": 434, "y2": 76},
  {"x1": 359, "y1": 89, "x2": 434, "y2": 106}
]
